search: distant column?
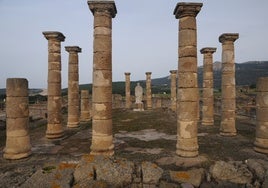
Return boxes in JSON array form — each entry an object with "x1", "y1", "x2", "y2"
[
  {"x1": 170, "y1": 70, "x2": 177, "y2": 111},
  {"x1": 43, "y1": 31, "x2": 65, "y2": 139},
  {"x1": 125, "y1": 72, "x2": 131, "y2": 109},
  {"x1": 174, "y1": 2, "x2": 202, "y2": 157},
  {"x1": 4, "y1": 78, "x2": 31, "y2": 159},
  {"x1": 200, "y1": 47, "x2": 216, "y2": 126},
  {"x1": 146, "y1": 72, "x2": 152, "y2": 110},
  {"x1": 80, "y1": 90, "x2": 91, "y2": 122},
  {"x1": 65, "y1": 46, "x2": 82, "y2": 128},
  {"x1": 254, "y1": 77, "x2": 268, "y2": 154},
  {"x1": 219, "y1": 33, "x2": 239, "y2": 136},
  {"x1": 88, "y1": 0, "x2": 117, "y2": 155}
]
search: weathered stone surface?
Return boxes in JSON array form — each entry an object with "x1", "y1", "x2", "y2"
[
  {"x1": 125, "y1": 72, "x2": 132, "y2": 109},
  {"x1": 246, "y1": 159, "x2": 265, "y2": 182},
  {"x1": 170, "y1": 70, "x2": 177, "y2": 111},
  {"x1": 170, "y1": 168, "x2": 205, "y2": 187},
  {"x1": 146, "y1": 72, "x2": 152, "y2": 110},
  {"x1": 74, "y1": 155, "x2": 134, "y2": 187},
  {"x1": 210, "y1": 161, "x2": 253, "y2": 184},
  {"x1": 141, "y1": 161, "x2": 163, "y2": 184}
]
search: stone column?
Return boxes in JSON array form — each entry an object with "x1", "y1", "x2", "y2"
[
  {"x1": 4, "y1": 78, "x2": 31, "y2": 159},
  {"x1": 125, "y1": 72, "x2": 131, "y2": 109},
  {"x1": 170, "y1": 70, "x2": 177, "y2": 111},
  {"x1": 146, "y1": 72, "x2": 152, "y2": 110},
  {"x1": 254, "y1": 77, "x2": 268, "y2": 154},
  {"x1": 65, "y1": 46, "x2": 82, "y2": 128},
  {"x1": 88, "y1": 0, "x2": 117, "y2": 156},
  {"x1": 174, "y1": 2, "x2": 202, "y2": 157},
  {"x1": 80, "y1": 90, "x2": 91, "y2": 122},
  {"x1": 219, "y1": 33, "x2": 239, "y2": 136},
  {"x1": 43, "y1": 31, "x2": 65, "y2": 139},
  {"x1": 200, "y1": 47, "x2": 216, "y2": 126}
]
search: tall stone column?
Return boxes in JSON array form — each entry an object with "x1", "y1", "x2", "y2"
[
  {"x1": 4, "y1": 78, "x2": 31, "y2": 159},
  {"x1": 254, "y1": 77, "x2": 268, "y2": 154},
  {"x1": 219, "y1": 33, "x2": 239, "y2": 136},
  {"x1": 174, "y1": 2, "x2": 202, "y2": 157},
  {"x1": 170, "y1": 70, "x2": 177, "y2": 111},
  {"x1": 65, "y1": 46, "x2": 82, "y2": 128},
  {"x1": 200, "y1": 47, "x2": 216, "y2": 126},
  {"x1": 146, "y1": 72, "x2": 152, "y2": 110},
  {"x1": 80, "y1": 90, "x2": 91, "y2": 122},
  {"x1": 125, "y1": 72, "x2": 131, "y2": 109},
  {"x1": 88, "y1": 0, "x2": 117, "y2": 156},
  {"x1": 43, "y1": 31, "x2": 65, "y2": 139}
]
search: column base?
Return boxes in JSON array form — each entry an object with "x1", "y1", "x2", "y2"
[
  {"x1": 176, "y1": 149, "x2": 199, "y2": 158},
  {"x1": 67, "y1": 122, "x2": 80, "y2": 128},
  {"x1": 202, "y1": 120, "x2": 214, "y2": 126},
  {"x1": 133, "y1": 103, "x2": 144, "y2": 111},
  {"x1": 220, "y1": 132, "x2": 237, "y2": 136},
  {"x1": 254, "y1": 138, "x2": 268, "y2": 154},
  {"x1": 176, "y1": 138, "x2": 199, "y2": 158},
  {"x1": 46, "y1": 124, "x2": 64, "y2": 139},
  {"x1": 3, "y1": 150, "x2": 32, "y2": 160}
]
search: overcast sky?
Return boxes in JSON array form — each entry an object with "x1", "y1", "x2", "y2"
[{"x1": 0, "y1": 0, "x2": 267, "y2": 89}]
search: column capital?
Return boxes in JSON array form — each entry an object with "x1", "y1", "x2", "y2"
[
  {"x1": 173, "y1": 2, "x2": 203, "y2": 19},
  {"x1": 124, "y1": 72, "x2": 131, "y2": 76},
  {"x1": 146, "y1": 72, "x2": 152, "y2": 75},
  {"x1": 200, "y1": 47, "x2": 217, "y2": 54},
  {"x1": 65, "y1": 46, "x2": 82, "y2": 53},
  {"x1": 170, "y1": 70, "x2": 177, "y2": 74},
  {"x1": 42, "y1": 31, "x2": 65, "y2": 42},
  {"x1": 88, "y1": 0, "x2": 117, "y2": 18},
  {"x1": 219, "y1": 33, "x2": 239, "y2": 43}
]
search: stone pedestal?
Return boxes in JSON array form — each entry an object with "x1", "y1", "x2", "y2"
[
  {"x1": 170, "y1": 70, "x2": 177, "y2": 111},
  {"x1": 174, "y1": 2, "x2": 202, "y2": 157},
  {"x1": 254, "y1": 77, "x2": 268, "y2": 154},
  {"x1": 4, "y1": 78, "x2": 31, "y2": 159},
  {"x1": 65, "y1": 46, "x2": 82, "y2": 128},
  {"x1": 125, "y1": 72, "x2": 131, "y2": 109},
  {"x1": 88, "y1": 0, "x2": 117, "y2": 156},
  {"x1": 80, "y1": 90, "x2": 91, "y2": 122},
  {"x1": 146, "y1": 72, "x2": 152, "y2": 110},
  {"x1": 43, "y1": 31, "x2": 65, "y2": 139},
  {"x1": 219, "y1": 33, "x2": 239, "y2": 136},
  {"x1": 133, "y1": 83, "x2": 144, "y2": 111},
  {"x1": 200, "y1": 47, "x2": 216, "y2": 126}
]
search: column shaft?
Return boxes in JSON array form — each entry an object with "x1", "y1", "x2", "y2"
[
  {"x1": 219, "y1": 33, "x2": 239, "y2": 136},
  {"x1": 4, "y1": 78, "x2": 31, "y2": 159},
  {"x1": 174, "y1": 2, "x2": 202, "y2": 157},
  {"x1": 146, "y1": 72, "x2": 152, "y2": 110},
  {"x1": 43, "y1": 31, "x2": 65, "y2": 139},
  {"x1": 125, "y1": 72, "x2": 131, "y2": 109},
  {"x1": 200, "y1": 48, "x2": 216, "y2": 126},
  {"x1": 254, "y1": 77, "x2": 268, "y2": 154},
  {"x1": 80, "y1": 90, "x2": 91, "y2": 122},
  {"x1": 66, "y1": 46, "x2": 82, "y2": 128},
  {"x1": 88, "y1": 1, "x2": 117, "y2": 156}
]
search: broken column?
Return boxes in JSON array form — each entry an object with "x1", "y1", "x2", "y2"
[
  {"x1": 125, "y1": 72, "x2": 131, "y2": 109},
  {"x1": 43, "y1": 31, "x2": 65, "y2": 139},
  {"x1": 146, "y1": 72, "x2": 152, "y2": 110},
  {"x1": 170, "y1": 70, "x2": 177, "y2": 111},
  {"x1": 80, "y1": 90, "x2": 91, "y2": 122},
  {"x1": 174, "y1": 2, "x2": 202, "y2": 157},
  {"x1": 254, "y1": 77, "x2": 268, "y2": 154},
  {"x1": 4, "y1": 78, "x2": 31, "y2": 159},
  {"x1": 200, "y1": 47, "x2": 216, "y2": 126},
  {"x1": 219, "y1": 33, "x2": 239, "y2": 136},
  {"x1": 65, "y1": 46, "x2": 82, "y2": 128},
  {"x1": 88, "y1": 0, "x2": 117, "y2": 155}
]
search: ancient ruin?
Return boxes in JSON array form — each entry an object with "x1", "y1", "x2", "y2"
[
  {"x1": 124, "y1": 72, "x2": 131, "y2": 109},
  {"x1": 80, "y1": 90, "x2": 91, "y2": 122},
  {"x1": 254, "y1": 77, "x2": 268, "y2": 154},
  {"x1": 145, "y1": 72, "x2": 152, "y2": 110},
  {"x1": 134, "y1": 83, "x2": 144, "y2": 111},
  {"x1": 43, "y1": 31, "x2": 65, "y2": 139},
  {"x1": 169, "y1": 70, "x2": 177, "y2": 111},
  {"x1": 174, "y1": 2, "x2": 202, "y2": 157},
  {"x1": 88, "y1": 0, "x2": 117, "y2": 156},
  {"x1": 200, "y1": 47, "x2": 216, "y2": 126},
  {"x1": 66, "y1": 46, "x2": 82, "y2": 128},
  {"x1": 219, "y1": 33, "x2": 239, "y2": 136},
  {"x1": 4, "y1": 78, "x2": 31, "y2": 159}
]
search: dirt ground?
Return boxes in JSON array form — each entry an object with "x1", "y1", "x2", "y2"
[{"x1": 0, "y1": 108, "x2": 267, "y2": 175}]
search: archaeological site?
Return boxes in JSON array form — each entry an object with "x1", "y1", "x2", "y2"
[{"x1": 1, "y1": 1, "x2": 268, "y2": 187}]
